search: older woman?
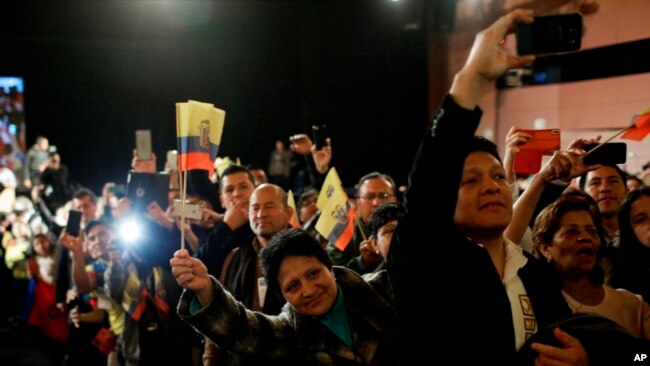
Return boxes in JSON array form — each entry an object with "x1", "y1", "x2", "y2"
[
  {"x1": 531, "y1": 190, "x2": 650, "y2": 339},
  {"x1": 170, "y1": 228, "x2": 396, "y2": 365}
]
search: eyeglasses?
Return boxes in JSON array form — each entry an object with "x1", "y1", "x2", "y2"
[{"x1": 358, "y1": 192, "x2": 394, "y2": 201}]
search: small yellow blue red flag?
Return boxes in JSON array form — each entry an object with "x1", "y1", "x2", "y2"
[{"x1": 176, "y1": 100, "x2": 225, "y2": 175}]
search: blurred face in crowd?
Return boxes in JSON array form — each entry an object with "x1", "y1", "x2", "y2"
[
  {"x1": 278, "y1": 255, "x2": 337, "y2": 317},
  {"x1": 299, "y1": 193, "x2": 318, "y2": 223},
  {"x1": 630, "y1": 195, "x2": 650, "y2": 248},
  {"x1": 250, "y1": 168, "x2": 268, "y2": 186},
  {"x1": 626, "y1": 177, "x2": 642, "y2": 192},
  {"x1": 87, "y1": 224, "x2": 113, "y2": 260},
  {"x1": 249, "y1": 184, "x2": 292, "y2": 241},
  {"x1": 583, "y1": 166, "x2": 627, "y2": 219},
  {"x1": 33, "y1": 236, "x2": 52, "y2": 257},
  {"x1": 49, "y1": 153, "x2": 61, "y2": 170},
  {"x1": 74, "y1": 195, "x2": 97, "y2": 224},
  {"x1": 454, "y1": 152, "x2": 512, "y2": 240},
  {"x1": 539, "y1": 210, "x2": 600, "y2": 276},
  {"x1": 38, "y1": 138, "x2": 49, "y2": 151},
  {"x1": 220, "y1": 172, "x2": 255, "y2": 211},
  {"x1": 357, "y1": 178, "x2": 396, "y2": 224},
  {"x1": 372, "y1": 219, "x2": 397, "y2": 259}
]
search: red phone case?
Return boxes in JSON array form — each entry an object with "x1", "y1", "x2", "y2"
[{"x1": 514, "y1": 129, "x2": 561, "y2": 175}]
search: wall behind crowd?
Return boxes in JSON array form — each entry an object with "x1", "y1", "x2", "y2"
[{"x1": 1, "y1": 1, "x2": 428, "y2": 194}]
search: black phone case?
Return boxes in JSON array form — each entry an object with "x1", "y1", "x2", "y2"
[
  {"x1": 66, "y1": 210, "x2": 82, "y2": 237},
  {"x1": 312, "y1": 125, "x2": 328, "y2": 150},
  {"x1": 583, "y1": 143, "x2": 627, "y2": 166},
  {"x1": 516, "y1": 13, "x2": 582, "y2": 55}
]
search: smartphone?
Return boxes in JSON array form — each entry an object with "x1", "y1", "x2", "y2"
[
  {"x1": 582, "y1": 142, "x2": 627, "y2": 166},
  {"x1": 516, "y1": 13, "x2": 582, "y2": 55},
  {"x1": 166, "y1": 150, "x2": 178, "y2": 170},
  {"x1": 311, "y1": 124, "x2": 328, "y2": 150},
  {"x1": 108, "y1": 184, "x2": 126, "y2": 197},
  {"x1": 514, "y1": 129, "x2": 561, "y2": 175},
  {"x1": 519, "y1": 129, "x2": 561, "y2": 152},
  {"x1": 66, "y1": 210, "x2": 83, "y2": 237},
  {"x1": 173, "y1": 199, "x2": 203, "y2": 220},
  {"x1": 135, "y1": 129, "x2": 152, "y2": 160}
]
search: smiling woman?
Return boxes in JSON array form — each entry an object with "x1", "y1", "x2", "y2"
[{"x1": 171, "y1": 228, "x2": 397, "y2": 365}]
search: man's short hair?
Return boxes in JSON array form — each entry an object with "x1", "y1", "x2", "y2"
[
  {"x1": 218, "y1": 164, "x2": 255, "y2": 193},
  {"x1": 297, "y1": 187, "x2": 318, "y2": 208},
  {"x1": 356, "y1": 172, "x2": 396, "y2": 196},
  {"x1": 469, "y1": 136, "x2": 502, "y2": 165},
  {"x1": 73, "y1": 187, "x2": 97, "y2": 203},
  {"x1": 578, "y1": 164, "x2": 627, "y2": 191},
  {"x1": 84, "y1": 219, "x2": 114, "y2": 235},
  {"x1": 370, "y1": 202, "x2": 406, "y2": 237},
  {"x1": 260, "y1": 228, "x2": 333, "y2": 297}
]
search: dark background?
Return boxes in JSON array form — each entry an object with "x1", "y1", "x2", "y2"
[{"x1": 1, "y1": 0, "x2": 430, "y2": 194}]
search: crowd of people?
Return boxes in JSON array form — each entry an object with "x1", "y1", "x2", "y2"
[{"x1": 1, "y1": 8, "x2": 650, "y2": 366}]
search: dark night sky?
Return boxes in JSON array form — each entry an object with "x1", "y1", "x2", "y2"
[{"x1": 2, "y1": 1, "x2": 429, "y2": 194}]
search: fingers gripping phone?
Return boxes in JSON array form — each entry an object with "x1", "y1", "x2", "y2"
[
  {"x1": 66, "y1": 210, "x2": 83, "y2": 237},
  {"x1": 311, "y1": 125, "x2": 328, "y2": 150},
  {"x1": 516, "y1": 13, "x2": 582, "y2": 55}
]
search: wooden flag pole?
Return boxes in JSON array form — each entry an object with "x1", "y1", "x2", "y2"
[
  {"x1": 353, "y1": 207, "x2": 367, "y2": 242},
  {"x1": 180, "y1": 170, "x2": 188, "y2": 250},
  {"x1": 581, "y1": 125, "x2": 631, "y2": 159}
]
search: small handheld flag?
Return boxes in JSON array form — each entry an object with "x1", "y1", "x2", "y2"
[
  {"x1": 176, "y1": 100, "x2": 225, "y2": 176},
  {"x1": 287, "y1": 190, "x2": 301, "y2": 229}
]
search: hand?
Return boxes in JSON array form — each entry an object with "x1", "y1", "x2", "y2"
[
  {"x1": 567, "y1": 135, "x2": 601, "y2": 151},
  {"x1": 147, "y1": 201, "x2": 173, "y2": 229},
  {"x1": 503, "y1": 126, "x2": 533, "y2": 184},
  {"x1": 289, "y1": 134, "x2": 313, "y2": 155},
  {"x1": 359, "y1": 239, "x2": 382, "y2": 269},
  {"x1": 223, "y1": 200, "x2": 249, "y2": 230},
  {"x1": 102, "y1": 182, "x2": 116, "y2": 203},
  {"x1": 69, "y1": 305, "x2": 81, "y2": 328},
  {"x1": 311, "y1": 138, "x2": 332, "y2": 174},
  {"x1": 115, "y1": 197, "x2": 133, "y2": 218},
  {"x1": 131, "y1": 149, "x2": 157, "y2": 173},
  {"x1": 59, "y1": 229, "x2": 84, "y2": 254},
  {"x1": 170, "y1": 249, "x2": 214, "y2": 305},
  {"x1": 539, "y1": 149, "x2": 600, "y2": 183},
  {"x1": 531, "y1": 327, "x2": 589, "y2": 366},
  {"x1": 23, "y1": 179, "x2": 32, "y2": 189},
  {"x1": 202, "y1": 208, "x2": 224, "y2": 224},
  {"x1": 450, "y1": 9, "x2": 535, "y2": 109}
]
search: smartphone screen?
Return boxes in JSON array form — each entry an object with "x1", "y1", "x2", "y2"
[
  {"x1": 135, "y1": 129, "x2": 152, "y2": 160},
  {"x1": 166, "y1": 150, "x2": 178, "y2": 170},
  {"x1": 311, "y1": 125, "x2": 328, "y2": 150},
  {"x1": 66, "y1": 210, "x2": 83, "y2": 237},
  {"x1": 516, "y1": 13, "x2": 582, "y2": 55}
]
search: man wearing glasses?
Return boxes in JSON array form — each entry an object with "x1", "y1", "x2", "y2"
[{"x1": 325, "y1": 172, "x2": 397, "y2": 274}]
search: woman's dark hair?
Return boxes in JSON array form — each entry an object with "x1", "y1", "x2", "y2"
[
  {"x1": 371, "y1": 202, "x2": 406, "y2": 237},
  {"x1": 531, "y1": 189, "x2": 607, "y2": 285},
  {"x1": 260, "y1": 228, "x2": 333, "y2": 297},
  {"x1": 618, "y1": 186, "x2": 650, "y2": 261}
]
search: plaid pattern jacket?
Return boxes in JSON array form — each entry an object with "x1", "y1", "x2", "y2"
[{"x1": 178, "y1": 266, "x2": 397, "y2": 365}]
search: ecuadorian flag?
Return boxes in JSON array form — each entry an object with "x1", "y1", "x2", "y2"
[
  {"x1": 315, "y1": 168, "x2": 355, "y2": 251},
  {"x1": 287, "y1": 190, "x2": 301, "y2": 229},
  {"x1": 176, "y1": 100, "x2": 225, "y2": 176}
]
